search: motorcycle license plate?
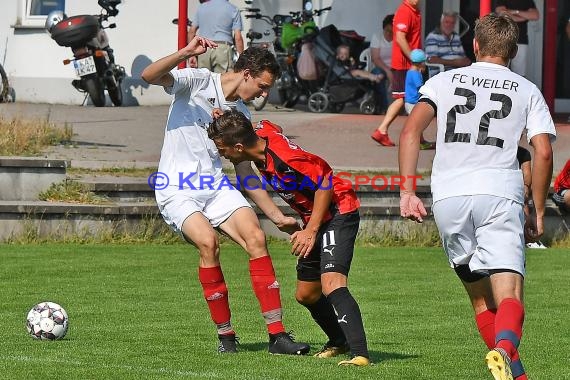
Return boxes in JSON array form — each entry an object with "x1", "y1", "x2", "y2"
[{"x1": 73, "y1": 56, "x2": 97, "y2": 77}]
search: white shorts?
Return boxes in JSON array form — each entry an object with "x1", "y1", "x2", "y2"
[
  {"x1": 157, "y1": 187, "x2": 251, "y2": 234},
  {"x1": 432, "y1": 195, "x2": 525, "y2": 276}
]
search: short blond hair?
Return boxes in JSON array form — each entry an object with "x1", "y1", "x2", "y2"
[{"x1": 474, "y1": 13, "x2": 519, "y2": 60}]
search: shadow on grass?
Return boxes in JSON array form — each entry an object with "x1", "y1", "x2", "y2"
[
  {"x1": 369, "y1": 350, "x2": 419, "y2": 363},
  {"x1": 237, "y1": 342, "x2": 419, "y2": 364},
  {"x1": 237, "y1": 342, "x2": 270, "y2": 353}
]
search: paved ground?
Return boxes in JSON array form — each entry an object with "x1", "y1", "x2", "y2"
[{"x1": 1, "y1": 102, "x2": 569, "y2": 174}]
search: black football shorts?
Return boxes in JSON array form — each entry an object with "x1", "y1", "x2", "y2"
[{"x1": 296, "y1": 210, "x2": 360, "y2": 281}]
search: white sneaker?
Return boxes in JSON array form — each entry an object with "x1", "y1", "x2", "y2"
[{"x1": 526, "y1": 241, "x2": 547, "y2": 249}]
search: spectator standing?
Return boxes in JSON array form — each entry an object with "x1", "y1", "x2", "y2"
[
  {"x1": 424, "y1": 11, "x2": 471, "y2": 76},
  {"x1": 369, "y1": 14, "x2": 394, "y2": 113},
  {"x1": 495, "y1": 0, "x2": 539, "y2": 77},
  {"x1": 370, "y1": 0, "x2": 432, "y2": 148},
  {"x1": 188, "y1": 0, "x2": 245, "y2": 73}
]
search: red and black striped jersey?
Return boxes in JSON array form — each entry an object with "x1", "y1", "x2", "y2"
[
  {"x1": 254, "y1": 120, "x2": 359, "y2": 224},
  {"x1": 554, "y1": 159, "x2": 570, "y2": 193}
]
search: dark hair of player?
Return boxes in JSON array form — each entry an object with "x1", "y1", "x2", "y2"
[
  {"x1": 207, "y1": 110, "x2": 258, "y2": 148},
  {"x1": 233, "y1": 47, "x2": 281, "y2": 78}
]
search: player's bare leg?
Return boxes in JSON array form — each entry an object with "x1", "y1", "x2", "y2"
[
  {"x1": 459, "y1": 274, "x2": 497, "y2": 349},
  {"x1": 182, "y1": 212, "x2": 236, "y2": 353},
  {"x1": 220, "y1": 207, "x2": 310, "y2": 355}
]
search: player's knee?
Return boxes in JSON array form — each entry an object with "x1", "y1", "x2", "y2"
[
  {"x1": 321, "y1": 273, "x2": 347, "y2": 296},
  {"x1": 295, "y1": 289, "x2": 321, "y2": 305},
  {"x1": 195, "y1": 234, "x2": 220, "y2": 258},
  {"x1": 244, "y1": 227, "x2": 266, "y2": 253}
]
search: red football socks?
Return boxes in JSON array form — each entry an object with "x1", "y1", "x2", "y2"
[
  {"x1": 199, "y1": 266, "x2": 233, "y2": 335},
  {"x1": 475, "y1": 308, "x2": 497, "y2": 349},
  {"x1": 249, "y1": 255, "x2": 285, "y2": 335},
  {"x1": 495, "y1": 298, "x2": 526, "y2": 378}
]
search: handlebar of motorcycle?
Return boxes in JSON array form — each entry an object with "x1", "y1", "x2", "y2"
[{"x1": 313, "y1": 6, "x2": 332, "y2": 16}]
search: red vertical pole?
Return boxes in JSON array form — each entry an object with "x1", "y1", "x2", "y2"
[
  {"x1": 543, "y1": 0, "x2": 557, "y2": 112},
  {"x1": 178, "y1": 0, "x2": 188, "y2": 69},
  {"x1": 480, "y1": 0, "x2": 492, "y2": 16}
]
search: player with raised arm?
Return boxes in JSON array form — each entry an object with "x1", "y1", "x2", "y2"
[
  {"x1": 208, "y1": 110, "x2": 370, "y2": 366},
  {"x1": 141, "y1": 38, "x2": 309, "y2": 355},
  {"x1": 398, "y1": 13, "x2": 555, "y2": 380}
]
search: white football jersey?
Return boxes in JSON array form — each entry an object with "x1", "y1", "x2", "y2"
[
  {"x1": 420, "y1": 62, "x2": 556, "y2": 203},
  {"x1": 157, "y1": 68, "x2": 250, "y2": 194}
]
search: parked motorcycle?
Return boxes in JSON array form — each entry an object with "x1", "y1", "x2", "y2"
[
  {"x1": 276, "y1": 2, "x2": 331, "y2": 108},
  {"x1": 45, "y1": 0, "x2": 125, "y2": 107}
]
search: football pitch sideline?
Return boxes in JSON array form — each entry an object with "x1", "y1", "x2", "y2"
[{"x1": 0, "y1": 243, "x2": 568, "y2": 379}]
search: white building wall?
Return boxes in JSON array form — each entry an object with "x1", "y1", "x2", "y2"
[
  {"x1": 2, "y1": 0, "x2": 409, "y2": 106},
  {"x1": 0, "y1": 0, "x2": 555, "y2": 109}
]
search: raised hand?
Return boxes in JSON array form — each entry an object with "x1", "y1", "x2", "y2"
[{"x1": 181, "y1": 36, "x2": 218, "y2": 58}]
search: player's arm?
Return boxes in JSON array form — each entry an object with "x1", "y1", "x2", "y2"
[
  {"x1": 530, "y1": 133, "x2": 553, "y2": 239},
  {"x1": 141, "y1": 36, "x2": 218, "y2": 87},
  {"x1": 395, "y1": 30, "x2": 412, "y2": 62},
  {"x1": 528, "y1": 134, "x2": 553, "y2": 239},
  {"x1": 234, "y1": 161, "x2": 300, "y2": 234},
  {"x1": 398, "y1": 101, "x2": 433, "y2": 222},
  {"x1": 291, "y1": 176, "x2": 333, "y2": 257}
]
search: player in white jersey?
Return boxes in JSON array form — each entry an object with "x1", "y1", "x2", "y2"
[
  {"x1": 398, "y1": 14, "x2": 554, "y2": 380},
  {"x1": 141, "y1": 37, "x2": 310, "y2": 355}
]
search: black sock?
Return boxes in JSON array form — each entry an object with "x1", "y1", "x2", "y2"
[
  {"x1": 303, "y1": 294, "x2": 346, "y2": 346},
  {"x1": 327, "y1": 287, "x2": 369, "y2": 358}
]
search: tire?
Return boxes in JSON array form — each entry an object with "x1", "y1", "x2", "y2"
[
  {"x1": 108, "y1": 80, "x2": 123, "y2": 106},
  {"x1": 84, "y1": 76, "x2": 106, "y2": 107},
  {"x1": 0, "y1": 64, "x2": 9, "y2": 103},
  {"x1": 278, "y1": 88, "x2": 300, "y2": 108},
  {"x1": 251, "y1": 95, "x2": 268, "y2": 111},
  {"x1": 359, "y1": 97, "x2": 376, "y2": 115},
  {"x1": 307, "y1": 92, "x2": 329, "y2": 113}
]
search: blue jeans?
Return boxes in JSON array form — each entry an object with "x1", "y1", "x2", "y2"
[{"x1": 371, "y1": 67, "x2": 389, "y2": 113}]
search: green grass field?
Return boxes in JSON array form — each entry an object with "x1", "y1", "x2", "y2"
[{"x1": 0, "y1": 243, "x2": 568, "y2": 379}]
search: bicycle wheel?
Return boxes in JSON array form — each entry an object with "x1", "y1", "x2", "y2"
[{"x1": 0, "y1": 63, "x2": 9, "y2": 103}]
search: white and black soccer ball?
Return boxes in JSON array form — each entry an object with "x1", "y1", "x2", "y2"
[{"x1": 26, "y1": 301, "x2": 69, "y2": 340}]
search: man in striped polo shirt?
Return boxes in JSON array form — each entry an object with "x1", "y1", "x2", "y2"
[{"x1": 424, "y1": 11, "x2": 471, "y2": 76}]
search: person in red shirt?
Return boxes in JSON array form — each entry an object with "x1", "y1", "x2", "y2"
[
  {"x1": 208, "y1": 109, "x2": 370, "y2": 366},
  {"x1": 370, "y1": 0, "x2": 433, "y2": 149},
  {"x1": 553, "y1": 159, "x2": 570, "y2": 212}
]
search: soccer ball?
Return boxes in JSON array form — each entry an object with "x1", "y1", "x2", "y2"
[{"x1": 26, "y1": 301, "x2": 69, "y2": 340}]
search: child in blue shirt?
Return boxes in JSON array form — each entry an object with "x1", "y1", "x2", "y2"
[
  {"x1": 404, "y1": 49, "x2": 427, "y2": 114},
  {"x1": 405, "y1": 49, "x2": 435, "y2": 150}
]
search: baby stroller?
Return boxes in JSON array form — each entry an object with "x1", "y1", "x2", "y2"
[{"x1": 307, "y1": 24, "x2": 377, "y2": 114}]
